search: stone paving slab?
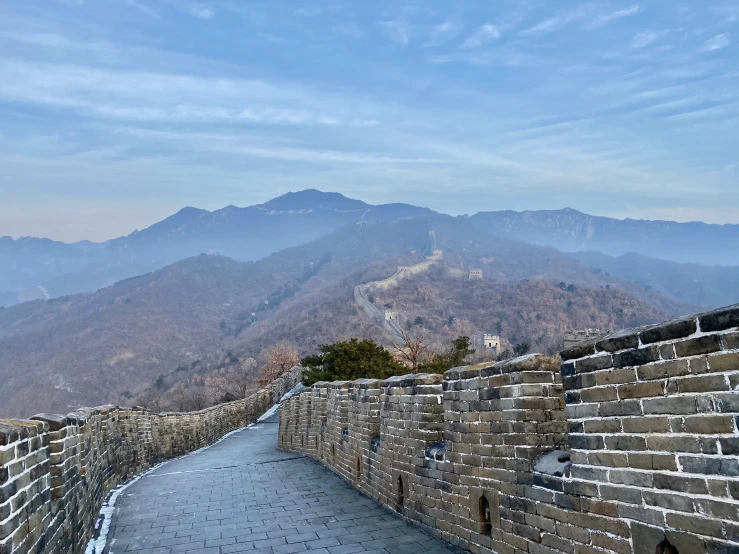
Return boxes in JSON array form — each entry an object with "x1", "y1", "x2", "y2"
[{"x1": 104, "y1": 410, "x2": 460, "y2": 554}]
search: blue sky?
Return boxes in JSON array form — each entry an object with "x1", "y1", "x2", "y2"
[{"x1": 1, "y1": 0, "x2": 737, "y2": 242}]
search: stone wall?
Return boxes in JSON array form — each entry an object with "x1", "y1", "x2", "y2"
[
  {"x1": 279, "y1": 304, "x2": 739, "y2": 554},
  {"x1": 0, "y1": 366, "x2": 302, "y2": 554}
]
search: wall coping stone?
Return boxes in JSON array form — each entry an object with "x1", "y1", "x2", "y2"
[
  {"x1": 562, "y1": 303, "x2": 739, "y2": 360},
  {"x1": 382, "y1": 373, "x2": 443, "y2": 387},
  {"x1": 445, "y1": 353, "x2": 559, "y2": 380},
  {"x1": 700, "y1": 303, "x2": 739, "y2": 332},
  {"x1": 29, "y1": 414, "x2": 68, "y2": 431}
]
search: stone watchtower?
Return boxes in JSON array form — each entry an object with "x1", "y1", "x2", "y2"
[
  {"x1": 384, "y1": 310, "x2": 399, "y2": 322},
  {"x1": 469, "y1": 269, "x2": 483, "y2": 280},
  {"x1": 471, "y1": 333, "x2": 500, "y2": 355}
]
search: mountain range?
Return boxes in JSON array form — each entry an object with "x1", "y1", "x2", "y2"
[
  {"x1": 0, "y1": 213, "x2": 686, "y2": 417},
  {"x1": 2, "y1": 190, "x2": 738, "y2": 310},
  {"x1": 0, "y1": 190, "x2": 430, "y2": 305},
  {"x1": 0, "y1": 189, "x2": 737, "y2": 417},
  {"x1": 469, "y1": 208, "x2": 739, "y2": 266}
]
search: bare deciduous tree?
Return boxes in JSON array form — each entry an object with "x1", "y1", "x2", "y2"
[
  {"x1": 392, "y1": 328, "x2": 429, "y2": 373},
  {"x1": 257, "y1": 341, "x2": 300, "y2": 385},
  {"x1": 170, "y1": 383, "x2": 209, "y2": 412},
  {"x1": 136, "y1": 387, "x2": 164, "y2": 412},
  {"x1": 206, "y1": 357, "x2": 258, "y2": 401}
]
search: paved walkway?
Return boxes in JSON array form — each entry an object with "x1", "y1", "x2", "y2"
[{"x1": 104, "y1": 410, "x2": 459, "y2": 554}]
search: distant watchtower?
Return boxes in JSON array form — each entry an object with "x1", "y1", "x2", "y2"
[
  {"x1": 469, "y1": 269, "x2": 483, "y2": 280},
  {"x1": 471, "y1": 334, "x2": 500, "y2": 355},
  {"x1": 384, "y1": 310, "x2": 399, "y2": 323}
]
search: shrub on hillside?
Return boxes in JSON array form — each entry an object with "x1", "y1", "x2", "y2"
[
  {"x1": 301, "y1": 338, "x2": 407, "y2": 386},
  {"x1": 417, "y1": 336, "x2": 475, "y2": 374}
]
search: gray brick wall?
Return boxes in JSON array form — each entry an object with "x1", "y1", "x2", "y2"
[
  {"x1": 279, "y1": 303, "x2": 739, "y2": 554},
  {"x1": 0, "y1": 366, "x2": 302, "y2": 554}
]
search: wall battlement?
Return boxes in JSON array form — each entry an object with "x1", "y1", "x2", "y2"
[
  {"x1": 279, "y1": 304, "x2": 739, "y2": 554},
  {"x1": 0, "y1": 367, "x2": 302, "y2": 554}
]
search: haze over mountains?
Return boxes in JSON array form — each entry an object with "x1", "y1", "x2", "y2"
[
  {"x1": 469, "y1": 209, "x2": 739, "y2": 266},
  {"x1": 1, "y1": 190, "x2": 737, "y2": 310},
  {"x1": 0, "y1": 213, "x2": 683, "y2": 417},
  {"x1": 1, "y1": 189, "x2": 737, "y2": 417}
]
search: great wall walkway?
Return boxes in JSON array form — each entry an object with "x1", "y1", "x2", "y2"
[{"x1": 103, "y1": 409, "x2": 459, "y2": 554}]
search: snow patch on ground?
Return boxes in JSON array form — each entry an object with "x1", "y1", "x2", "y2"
[
  {"x1": 257, "y1": 403, "x2": 280, "y2": 422},
  {"x1": 85, "y1": 408, "x2": 279, "y2": 554},
  {"x1": 280, "y1": 383, "x2": 306, "y2": 402},
  {"x1": 84, "y1": 464, "x2": 163, "y2": 554}
]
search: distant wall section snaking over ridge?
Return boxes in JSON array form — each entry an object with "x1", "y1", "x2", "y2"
[
  {"x1": 0, "y1": 366, "x2": 302, "y2": 554},
  {"x1": 279, "y1": 304, "x2": 739, "y2": 554}
]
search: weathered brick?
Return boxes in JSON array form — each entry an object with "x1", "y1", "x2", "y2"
[
  {"x1": 700, "y1": 304, "x2": 739, "y2": 333},
  {"x1": 683, "y1": 415, "x2": 736, "y2": 434},
  {"x1": 575, "y1": 355, "x2": 614, "y2": 373},
  {"x1": 613, "y1": 346, "x2": 659, "y2": 369},
  {"x1": 636, "y1": 359, "x2": 689, "y2": 380},
  {"x1": 605, "y1": 435, "x2": 646, "y2": 451},
  {"x1": 597, "y1": 332, "x2": 639, "y2": 353},
  {"x1": 628, "y1": 453, "x2": 678, "y2": 471},
  {"x1": 561, "y1": 340, "x2": 598, "y2": 361},
  {"x1": 720, "y1": 437, "x2": 739, "y2": 455},
  {"x1": 594, "y1": 368, "x2": 636, "y2": 386},
  {"x1": 646, "y1": 435, "x2": 700, "y2": 453},
  {"x1": 724, "y1": 331, "x2": 739, "y2": 350},
  {"x1": 679, "y1": 456, "x2": 739, "y2": 477},
  {"x1": 640, "y1": 318, "x2": 697, "y2": 344},
  {"x1": 707, "y1": 352, "x2": 739, "y2": 373},
  {"x1": 622, "y1": 417, "x2": 670, "y2": 433},
  {"x1": 618, "y1": 381, "x2": 665, "y2": 399},
  {"x1": 569, "y1": 435, "x2": 605, "y2": 450},
  {"x1": 675, "y1": 374, "x2": 729, "y2": 394},
  {"x1": 598, "y1": 399, "x2": 642, "y2": 417},
  {"x1": 580, "y1": 387, "x2": 617, "y2": 403},
  {"x1": 665, "y1": 512, "x2": 723, "y2": 538},
  {"x1": 675, "y1": 334, "x2": 723, "y2": 357},
  {"x1": 654, "y1": 473, "x2": 708, "y2": 494}
]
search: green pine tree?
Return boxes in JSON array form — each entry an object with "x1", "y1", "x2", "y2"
[{"x1": 301, "y1": 338, "x2": 407, "y2": 386}]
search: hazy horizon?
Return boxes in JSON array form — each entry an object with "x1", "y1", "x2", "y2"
[{"x1": 4, "y1": 188, "x2": 739, "y2": 244}]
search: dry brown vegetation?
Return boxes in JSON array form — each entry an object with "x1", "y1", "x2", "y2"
[{"x1": 0, "y1": 215, "x2": 684, "y2": 417}]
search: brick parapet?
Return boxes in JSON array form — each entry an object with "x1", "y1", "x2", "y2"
[
  {"x1": 279, "y1": 304, "x2": 739, "y2": 554},
  {"x1": 0, "y1": 366, "x2": 302, "y2": 554}
]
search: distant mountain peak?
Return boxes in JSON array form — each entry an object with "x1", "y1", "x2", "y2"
[{"x1": 260, "y1": 189, "x2": 368, "y2": 212}]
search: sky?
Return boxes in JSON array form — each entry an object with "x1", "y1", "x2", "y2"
[{"x1": 1, "y1": 0, "x2": 738, "y2": 242}]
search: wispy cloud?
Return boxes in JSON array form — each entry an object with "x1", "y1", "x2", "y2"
[
  {"x1": 2, "y1": 0, "x2": 738, "y2": 237},
  {"x1": 428, "y1": 47, "x2": 540, "y2": 67},
  {"x1": 0, "y1": 59, "x2": 375, "y2": 127},
  {"x1": 701, "y1": 33, "x2": 730, "y2": 52},
  {"x1": 0, "y1": 31, "x2": 105, "y2": 50},
  {"x1": 630, "y1": 30, "x2": 664, "y2": 49},
  {"x1": 461, "y1": 24, "x2": 501, "y2": 49},
  {"x1": 188, "y1": 4, "x2": 214, "y2": 20},
  {"x1": 380, "y1": 19, "x2": 410, "y2": 44},
  {"x1": 522, "y1": 4, "x2": 641, "y2": 35},
  {"x1": 583, "y1": 5, "x2": 641, "y2": 30},
  {"x1": 127, "y1": 0, "x2": 160, "y2": 19},
  {"x1": 426, "y1": 21, "x2": 460, "y2": 46}
]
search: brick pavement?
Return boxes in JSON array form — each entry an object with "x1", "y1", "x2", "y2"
[{"x1": 103, "y1": 409, "x2": 459, "y2": 554}]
